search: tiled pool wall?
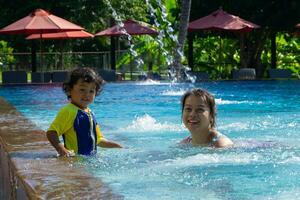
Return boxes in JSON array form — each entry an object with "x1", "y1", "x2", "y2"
[{"x1": 0, "y1": 97, "x2": 122, "y2": 199}]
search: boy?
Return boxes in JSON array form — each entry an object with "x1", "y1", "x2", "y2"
[{"x1": 47, "y1": 67, "x2": 122, "y2": 156}]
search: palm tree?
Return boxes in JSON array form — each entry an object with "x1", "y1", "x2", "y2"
[{"x1": 173, "y1": 0, "x2": 191, "y2": 81}]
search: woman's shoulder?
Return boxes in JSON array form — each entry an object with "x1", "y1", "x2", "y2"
[{"x1": 213, "y1": 132, "x2": 233, "y2": 148}]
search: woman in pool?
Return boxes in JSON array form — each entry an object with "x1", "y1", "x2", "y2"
[{"x1": 181, "y1": 88, "x2": 233, "y2": 148}]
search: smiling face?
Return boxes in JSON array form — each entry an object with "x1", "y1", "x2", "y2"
[
  {"x1": 69, "y1": 78, "x2": 96, "y2": 109},
  {"x1": 182, "y1": 95, "x2": 212, "y2": 135}
]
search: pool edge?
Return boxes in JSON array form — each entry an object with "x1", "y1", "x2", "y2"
[{"x1": 0, "y1": 97, "x2": 122, "y2": 199}]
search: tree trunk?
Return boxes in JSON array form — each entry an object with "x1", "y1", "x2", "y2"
[
  {"x1": 250, "y1": 30, "x2": 270, "y2": 78},
  {"x1": 188, "y1": 33, "x2": 194, "y2": 71},
  {"x1": 173, "y1": 0, "x2": 191, "y2": 81},
  {"x1": 239, "y1": 30, "x2": 270, "y2": 78}
]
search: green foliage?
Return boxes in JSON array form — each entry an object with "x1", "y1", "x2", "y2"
[
  {"x1": 187, "y1": 1, "x2": 300, "y2": 78},
  {"x1": 114, "y1": 0, "x2": 180, "y2": 73},
  {"x1": 0, "y1": 40, "x2": 15, "y2": 70},
  {"x1": 261, "y1": 32, "x2": 300, "y2": 77},
  {"x1": 188, "y1": 34, "x2": 239, "y2": 79},
  {"x1": 116, "y1": 35, "x2": 166, "y2": 73},
  {"x1": 1, "y1": 1, "x2": 300, "y2": 79},
  {"x1": 165, "y1": 0, "x2": 178, "y2": 22}
]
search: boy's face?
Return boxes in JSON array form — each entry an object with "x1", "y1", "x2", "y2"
[{"x1": 69, "y1": 78, "x2": 96, "y2": 109}]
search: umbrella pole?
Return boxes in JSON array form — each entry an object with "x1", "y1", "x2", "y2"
[
  {"x1": 219, "y1": 36, "x2": 222, "y2": 74},
  {"x1": 240, "y1": 33, "x2": 246, "y2": 68},
  {"x1": 271, "y1": 31, "x2": 277, "y2": 69},
  {"x1": 110, "y1": 36, "x2": 116, "y2": 70},
  {"x1": 31, "y1": 41, "x2": 37, "y2": 72},
  {"x1": 59, "y1": 40, "x2": 64, "y2": 70},
  {"x1": 130, "y1": 54, "x2": 133, "y2": 80},
  {"x1": 39, "y1": 33, "x2": 43, "y2": 71}
]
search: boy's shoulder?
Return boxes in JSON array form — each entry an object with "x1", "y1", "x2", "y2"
[{"x1": 58, "y1": 103, "x2": 80, "y2": 115}]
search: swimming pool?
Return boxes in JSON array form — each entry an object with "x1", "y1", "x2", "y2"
[{"x1": 1, "y1": 80, "x2": 300, "y2": 200}]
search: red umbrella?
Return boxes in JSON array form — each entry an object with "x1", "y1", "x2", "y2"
[
  {"x1": 0, "y1": 8, "x2": 85, "y2": 72},
  {"x1": 0, "y1": 9, "x2": 84, "y2": 35},
  {"x1": 26, "y1": 30, "x2": 93, "y2": 40},
  {"x1": 293, "y1": 24, "x2": 300, "y2": 36},
  {"x1": 95, "y1": 19, "x2": 158, "y2": 36},
  {"x1": 187, "y1": 8, "x2": 260, "y2": 71},
  {"x1": 25, "y1": 30, "x2": 94, "y2": 69},
  {"x1": 95, "y1": 19, "x2": 158, "y2": 72},
  {"x1": 188, "y1": 8, "x2": 260, "y2": 33}
]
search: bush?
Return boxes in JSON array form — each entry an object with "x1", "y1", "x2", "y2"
[{"x1": 0, "y1": 40, "x2": 15, "y2": 70}]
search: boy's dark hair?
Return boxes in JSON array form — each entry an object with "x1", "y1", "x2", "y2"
[
  {"x1": 181, "y1": 88, "x2": 216, "y2": 128},
  {"x1": 63, "y1": 67, "x2": 104, "y2": 99}
]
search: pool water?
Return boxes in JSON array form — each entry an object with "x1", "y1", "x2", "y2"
[{"x1": 1, "y1": 80, "x2": 300, "y2": 200}]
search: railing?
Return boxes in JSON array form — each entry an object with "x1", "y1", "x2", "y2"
[
  {"x1": 0, "y1": 50, "x2": 170, "y2": 81},
  {"x1": 0, "y1": 50, "x2": 127, "y2": 72}
]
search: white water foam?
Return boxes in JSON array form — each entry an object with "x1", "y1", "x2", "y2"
[
  {"x1": 271, "y1": 188, "x2": 300, "y2": 200},
  {"x1": 215, "y1": 98, "x2": 263, "y2": 105},
  {"x1": 160, "y1": 92, "x2": 263, "y2": 105},
  {"x1": 219, "y1": 122, "x2": 250, "y2": 131},
  {"x1": 161, "y1": 89, "x2": 186, "y2": 96},
  {"x1": 135, "y1": 79, "x2": 166, "y2": 85},
  {"x1": 120, "y1": 114, "x2": 183, "y2": 132},
  {"x1": 154, "y1": 152, "x2": 263, "y2": 170}
]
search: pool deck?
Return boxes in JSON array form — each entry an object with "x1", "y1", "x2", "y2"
[{"x1": 0, "y1": 97, "x2": 122, "y2": 199}]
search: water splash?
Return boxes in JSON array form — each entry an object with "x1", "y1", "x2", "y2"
[
  {"x1": 146, "y1": 0, "x2": 177, "y2": 68},
  {"x1": 145, "y1": 0, "x2": 196, "y2": 83},
  {"x1": 120, "y1": 114, "x2": 183, "y2": 132},
  {"x1": 135, "y1": 79, "x2": 163, "y2": 85},
  {"x1": 103, "y1": 0, "x2": 144, "y2": 73}
]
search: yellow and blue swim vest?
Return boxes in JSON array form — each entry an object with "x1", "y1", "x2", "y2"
[{"x1": 48, "y1": 103, "x2": 104, "y2": 155}]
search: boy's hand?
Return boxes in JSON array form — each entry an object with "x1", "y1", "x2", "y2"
[
  {"x1": 57, "y1": 144, "x2": 75, "y2": 157},
  {"x1": 47, "y1": 130, "x2": 75, "y2": 157}
]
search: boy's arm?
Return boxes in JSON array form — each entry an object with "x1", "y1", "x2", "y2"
[
  {"x1": 46, "y1": 130, "x2": 73, "y2": 156},
  {"x1": 98, "y1": 138, "x2": 122, "y2": 148}
]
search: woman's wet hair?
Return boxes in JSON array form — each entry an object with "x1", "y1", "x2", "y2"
[
  {"x1": 63, "y1": 67, "x2": 104, "y2": 99},
  {"x1": 181, "y1": 88, "x2": 216, "y2": 128}
]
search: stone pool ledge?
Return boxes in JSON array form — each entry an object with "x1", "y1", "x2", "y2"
[{"x1": 0, "y1": 97, "x2": 122, "y2": 200}]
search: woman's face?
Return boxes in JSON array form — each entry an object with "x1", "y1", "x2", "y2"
[
  {"x1": 182, "y1": 95, "x2": 211, "y2": 134},
  {"x1": 69, "y1": 78, "x2": 96, "y2": 109}
]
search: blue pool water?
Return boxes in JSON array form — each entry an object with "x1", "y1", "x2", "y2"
[{"x1": 1, "y1": 80, "x2": 300, "y2": 200}]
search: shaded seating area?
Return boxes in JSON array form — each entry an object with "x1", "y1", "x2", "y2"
[
  {"x1": 232, "y1": 68, "x2": 256, "y2": 80},
  {"x1": 268, "y1": 69, "x2": 292, "y2": 79},
  {"x1": 1, "y1": 71, "x2": 68, "y2": 84},
  {"x1": 1, "y1": 69, "x2": 121, "y2": 85},
  {"x1": 144, "y1": 72, "x2": 162, "y2": 81},
  {"x1": 51, "y1": 71, "x2": 69, "y2": 83},
  {"x1": 31, "y1": 72, "x2": 52, "y2": 83},
  {"x1": 98, "y1": 70, "x2": 117, "y2": 82},
  {"x1": 2, "y1": 71, "x2": 27, "y2": 84}
]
